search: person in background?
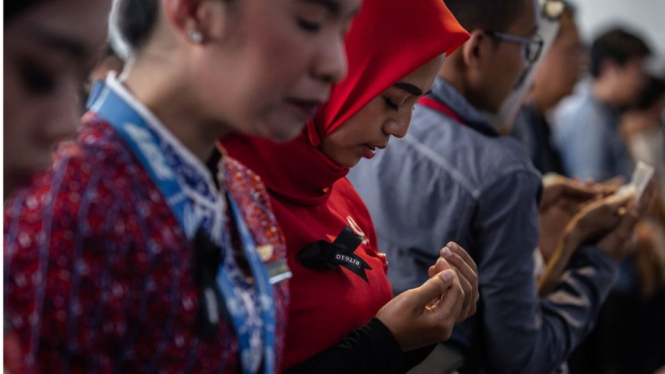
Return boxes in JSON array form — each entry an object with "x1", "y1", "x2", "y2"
[
  {"x1": 614, "y1": 76, "x2": 665, "y2": 374},
  {"x1": 348, "y1": 0, "x2": 654, "y2": 372},
  {"x1": 552, "y1": 29, "x2": 655, "y2": 374},
  {"x1": 223, "y1": 0, "x2": 476, "y2": 372},
  {"x1": 511, "y1": 0, "x2": 586, "y2": 176},
  {"x1": 4, "y1": 0, "x2": 359, "y2": 371},
  {"x1": 623, "y1": 76, "x2": 665, "y2": 191},
  {"x1": 553, "y1": 28, "x2": 651, "y2": 182}
]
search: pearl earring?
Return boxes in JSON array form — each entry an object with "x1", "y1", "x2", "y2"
[{"x1": 189, "y1": 30, "x2": 203, "y2": 44}]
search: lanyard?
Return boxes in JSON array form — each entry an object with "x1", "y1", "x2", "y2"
[
  {"x1": 90, "y1": 85, "x2": 276, "y2": 374},
  {"x1": 418, "y1": 96, "x2": 500, "y2": 138},
  {"x1": 418, "y1": 97, "x2": 466, "y2": 125}
]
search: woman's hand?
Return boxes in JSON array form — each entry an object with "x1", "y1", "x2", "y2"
[
  {"x1": 427, "y1": 242, "x2": 479, "y2": 323},
  {"x1": 376, "y1": 269, "x2": 464, "y2": 352}
]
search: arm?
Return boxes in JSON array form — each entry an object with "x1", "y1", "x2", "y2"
[
  {"x1": 284, "y1": 319, "x2": 434, "y2": 374},
  {"x1": 473, "y1": 171, "x2": 618, "y2": 374},
  {"x1": 287, "y1": 269, "x2": 464, "y2": 374}
]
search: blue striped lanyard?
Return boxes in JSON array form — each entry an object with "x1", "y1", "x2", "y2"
[{"x1": 90, "y1": 83, "x2": 276, "y2": 374}]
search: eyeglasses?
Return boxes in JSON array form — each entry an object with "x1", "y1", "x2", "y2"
[{"x1": 485, "y1": 31, "x2": 544, "y2": 64}]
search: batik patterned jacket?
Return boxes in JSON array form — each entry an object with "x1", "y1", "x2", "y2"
[{"x1": 4, "y1": 113, "x2": 289, "y2": 373}]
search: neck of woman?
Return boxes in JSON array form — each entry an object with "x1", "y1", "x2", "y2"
[{"x1": 122, "y1": 58, "x2": 232, "y2": 164}]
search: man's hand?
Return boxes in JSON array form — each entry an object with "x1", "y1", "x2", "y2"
[
  {"x1": 596, "y1": 180, "x2": 656, "y2": 261},
  {"x1": 538, "y1": 176, "x2": 609, "y2": 262},
  {"x1": 540, "y1": 175, "x2": 602, "y2": 213}
]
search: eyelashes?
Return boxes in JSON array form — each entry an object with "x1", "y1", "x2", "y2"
[
  {"x1": 384, "y1": 97, "x2": 399, "y2": 112},
  {"x1": 384, "y1": 98, "x2": 418, "y2": 112},
  {"x1": 297, "y1": 18, "x2": 322, "y2": 33}
]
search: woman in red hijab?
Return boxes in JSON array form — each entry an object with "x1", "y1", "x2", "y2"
[{"x1": 223, "y1": 0, "x2": 475, "y2": 372}]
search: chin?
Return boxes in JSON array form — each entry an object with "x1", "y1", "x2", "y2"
[
  {"x1": 340, "y1": 156, "x2": 360, "y2": 169},
  {"x1": 254, "y1": 116, "x2": 308, "y2": 143}
]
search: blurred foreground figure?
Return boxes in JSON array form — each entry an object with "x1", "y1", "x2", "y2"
[
  {"x1": 4, "y1": 1, "x2": 112, "y2": 372},
  {"x1": 3, "y1": 0, "x2": 359, "y2": 371},
  {"x1": 3, "y1": 0, "x2": 112, "y2": 198}
]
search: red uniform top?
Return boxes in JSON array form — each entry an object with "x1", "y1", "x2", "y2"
[
  {"x1": 223, "y1": 133, "x2": 393, "y2": 369},
  {"x1": 4, "y1": 114, "x2": 289, "y2": 373}
]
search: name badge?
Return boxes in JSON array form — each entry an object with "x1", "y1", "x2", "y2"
[{"x1": 258, "y1": 244, "x2": 292, "y2": 284}]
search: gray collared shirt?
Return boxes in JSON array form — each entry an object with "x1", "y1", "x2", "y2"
[{"x1": 348, "y1": 78, "x2": 618, "y2": 374}]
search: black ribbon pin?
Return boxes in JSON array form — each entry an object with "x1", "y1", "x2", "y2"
[
  {"x1": 298, "y1": 226, "x2": 372, "y2": 283},
  {"x1": 192, "y1": 228, "x2": 228, "y2": 339}
]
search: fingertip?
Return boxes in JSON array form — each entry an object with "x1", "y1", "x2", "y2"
[
  {"x1": 442, "y1": 247, "x2": 452, "y2": 259},
  {"x1": 440, "y1": 269, "x2": 454, "y2": 283}
]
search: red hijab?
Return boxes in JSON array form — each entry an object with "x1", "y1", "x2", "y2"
[{"x1": 223, "y1": 0, "x2": 469, "y2": 206}]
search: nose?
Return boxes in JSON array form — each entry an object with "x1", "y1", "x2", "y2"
[
  {"x1": 383, "y1": 113, "x2": 412, "y2": 139},
  {"x1": 312, "y1": 34, "x2": 348, "y2": 85}
]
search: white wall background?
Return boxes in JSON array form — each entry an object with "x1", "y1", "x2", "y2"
[{"x1": 569, "y1": 0, "x2": 665, "y2": 72}]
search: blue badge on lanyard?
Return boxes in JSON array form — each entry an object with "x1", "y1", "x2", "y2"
[{"x1": 90, "y1": 84, "x2": 277, "y2": 374}]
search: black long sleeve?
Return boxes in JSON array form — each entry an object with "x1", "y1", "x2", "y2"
[{"x1": 284, "y1": 318, "x2": 435, "y2": 374}]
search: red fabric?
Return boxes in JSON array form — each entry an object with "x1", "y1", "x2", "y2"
[
  {"x1": 4, "y1": 115, "x2": 289, "y2": 373},
  {"x1": 222, "y1": 0, "x2": 468, "y2": 369},
  {"x1": 303, "y1": 0, "x2": 469, "y2": 146},
  {"x1": 418, "y1": 96, "x2": 466, "y2": 125}
]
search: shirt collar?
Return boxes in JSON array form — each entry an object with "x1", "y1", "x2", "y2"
[{"x1": 430, "y1": 77, "x2": 500, "y2": 137}]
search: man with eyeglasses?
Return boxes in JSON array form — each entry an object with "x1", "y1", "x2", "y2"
[
  {"x1": 511, "y1": 1, "x2": 584, "y2": 176},
  {"x1": 348, "y1": 0, "x2": 636, "y2": 372}
]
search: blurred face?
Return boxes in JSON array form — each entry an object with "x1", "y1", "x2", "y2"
[
  {"x1": 610, "y1": 57, "x2": 649, "y2": 106},
  {"x1": 195, "y1": 0, "x2": 360, "y2": 142},
  {"x1": 320, "y1": 55, "x2": 445, "y2": 168},
  {"x1": 4, "y1": 0, "x2": 112, "y2": 195},
  {"x1": 474, "y1": 0, "x2": 538, "y2": 113},
  {"x1": 533, "y1": 12, "x2": 586, "y2": 109}
]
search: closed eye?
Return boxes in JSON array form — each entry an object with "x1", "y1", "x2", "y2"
[
  {"x1": 384, "y1": 97, "x2": 399, "y2": 112},
  {"x1": 297, "y1": 18, "x2": 322, "y2": 32}
]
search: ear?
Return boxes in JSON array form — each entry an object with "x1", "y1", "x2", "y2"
[
  {"x1": 162, "y1": 0, "x2": 199, "y2": 42},
  {"x1": 163, "y1": 0, "x2": 228, "y2": 44},
  {"x1": 462, "y1": 29, "x2": 491, "y2": 70},
  {"x1": 195, "y1": 0, "x2": 232, "y2": 43}
]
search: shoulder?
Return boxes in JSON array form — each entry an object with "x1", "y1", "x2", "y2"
[
  {"x1": 329, "y1": 177, "x2": 374, "y2": 227},
  {"x1": 223, "y1": 156, "x2": 273, "y2": 214},
  {"x1": 554, "y1": 92, "x2": 608, "y2": 133},
  {"x1": 402, "y1": 108, "x2": 539, "y2": 199},
  {"x1": 5, "y1": 115, "x2": 150, "y2": 244}
]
